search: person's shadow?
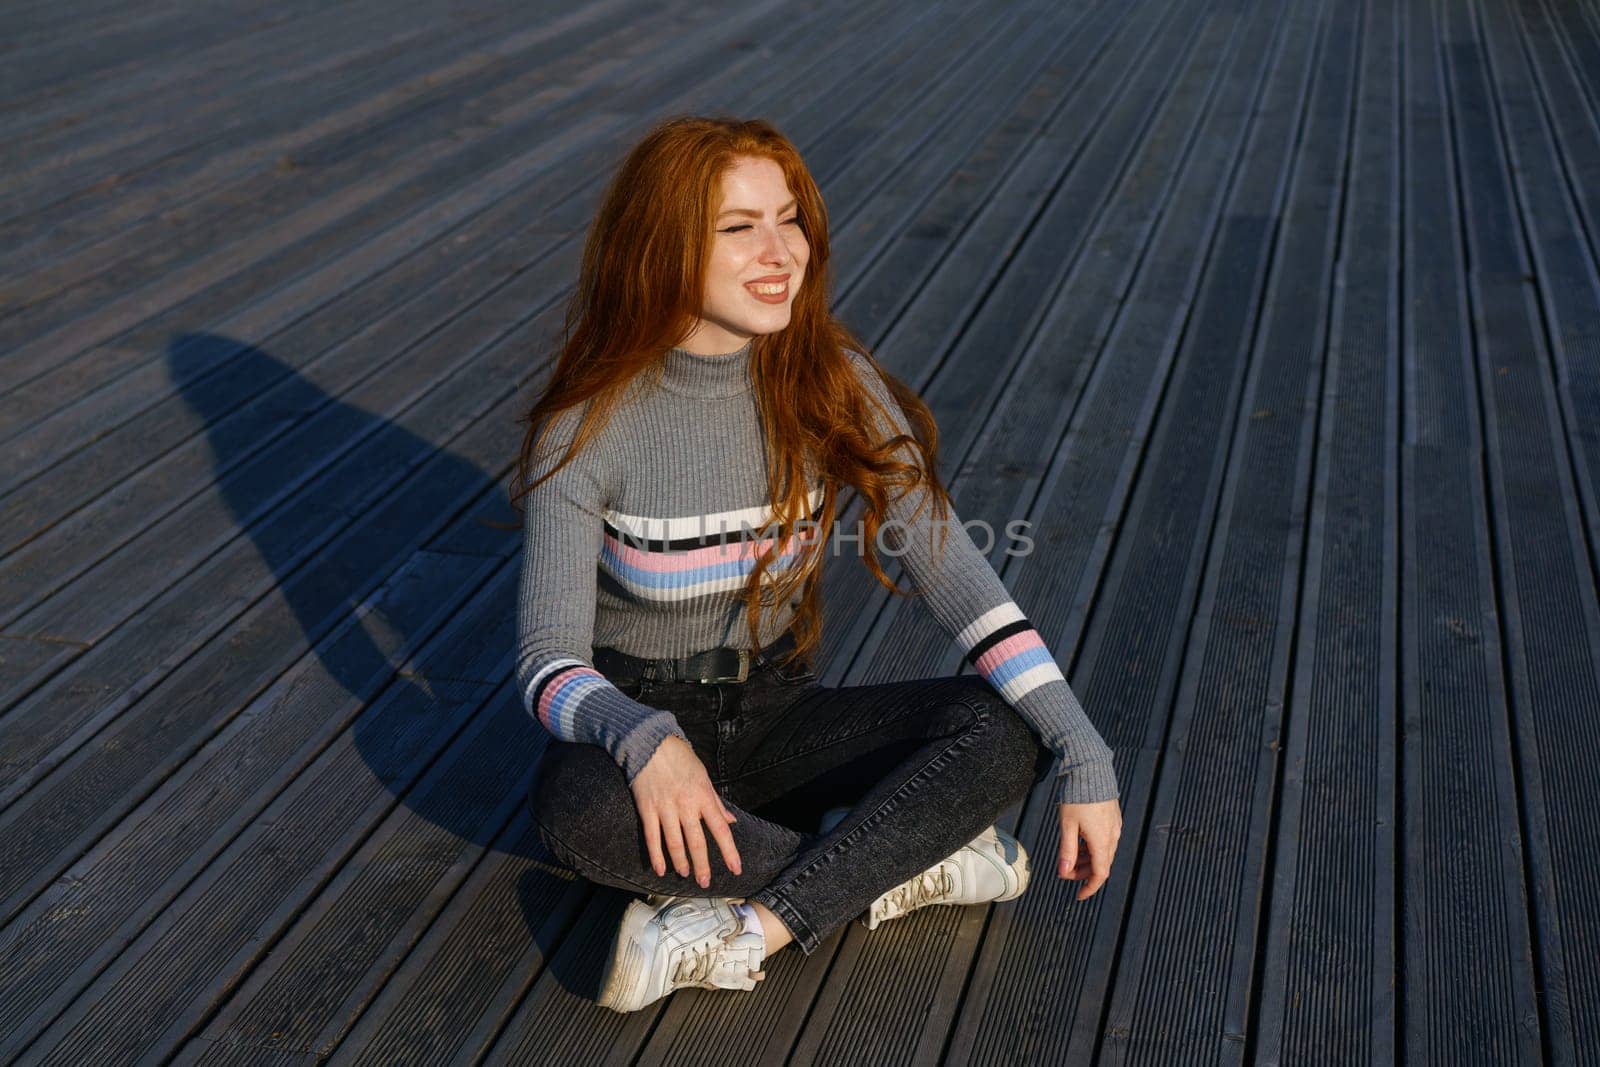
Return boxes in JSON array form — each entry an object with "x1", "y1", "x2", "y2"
[{"x1": 169, "y1": 332, "x2": 586, "y2": 976}]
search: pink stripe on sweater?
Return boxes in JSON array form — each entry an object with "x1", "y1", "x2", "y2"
[
  {"x1": 537, "y1": 666, "x2": 603, "y2": 731},
  {"x1": 974, "y1": 630, "x2": 1046, "y2": 676}
]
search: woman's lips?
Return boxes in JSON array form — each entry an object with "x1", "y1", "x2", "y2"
[{"x1": 746, "y1": 280, "x2": 789, "y2": 304}]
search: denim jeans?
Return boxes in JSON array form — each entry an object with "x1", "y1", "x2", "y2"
[{"x1": 528, "y1": 645, "x2": 1056, "y2": 956}]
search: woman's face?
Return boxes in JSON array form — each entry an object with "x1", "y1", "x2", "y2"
[{"x1": 678, "y1": 155, "x2": 810, "y2": 355}]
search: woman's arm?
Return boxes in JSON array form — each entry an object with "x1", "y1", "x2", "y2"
[
  {"x1": 843, "y1": 351, "x2": 1119, "y2": 806},
  {"x1": 516, "y1": 404, "x2": 689, "y2": 783}
]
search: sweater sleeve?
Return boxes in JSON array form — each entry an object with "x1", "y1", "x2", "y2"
[
  {"x1": 516, "y1": 403, "x2": 690, "y2": 783},
  {"x1": 845, "y1": 351, "x2": 1119, "y2": 805}
]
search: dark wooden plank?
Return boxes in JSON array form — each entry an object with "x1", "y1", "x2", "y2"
[
  {"x1": 0, "y1": 0, "x2": 199, "y2": 59},
  {"x1": 0, "y1": 0, "x2": 556, "y2": 269},
  {"x1": 3, "y1": 0, "x2": 483, "y2": 247},
  {"x1": 0, "y1": 636, "x2": 80, "y2": 720},
  {"x1": 0, "y1": 298, "x2": 571, "y2": 1028},
  {"x1": 0, "y1": 241, "x2": 574, "y2": 844},
  {"x1": 0, "y1": 0, "x2": 640, "y2": 378},
  {"x1": 0, "y1": 0, "x2": 433, "y2": 153},
  {"x1": 1443, "y1": 0, "x2": 1600, "y2": 1055},
  {"x1": 479, "y1": 889, "x2": 662, "y2": 1066},
  {"x1": 1243, "y1": 0, "x2": 1393, "y2": 1062},
  {"x1": 1487, "y1": 0, "x2": 1600, "y2": 607},
  {"x1": 179, "y1": 1043, "x2": 321, "y2": 1067},
  {"x1": 1120, "y1": 0, "x2": 1331, "y2": 1062},
  {"x1": 175, "y1": 683, "x2": 545, "y2": 1062},
  {"x1": 316, "y1": 815, "x2": 595, "y2": 1067},
  {"x1": 0, "y1": 546, "x2": 492, "y2": 1059},
  {"x1": 1387, "y1": 0, "x2": 1547, "y2": 1060},
  {"x1": 4, "y1": 0, "x2": 474, "y2": 209},
  {"x1": 37, "y1": 581, "x2": 524, "y2": 1063},
  {"x1": 0, "y1": 0, "x2": 656, "y2": 401},
  {"x1": 1481, "y1": 0, "x2": 1600, "y2": 1045},
  {"x1": 1532, "y1": 0, "x2": 1600, "y2": 143},
  {"x1": 0, "y1": 0, "x2": 537, "y2": 217},
  {"x1": 0, "y1": 0, "x2": 304, "y2": 107},
  {"x1": 0, "y1": 182, "x2": 575, "y2": 566},
  {"x1": 1515, "y1": 0, "x2": 1600, "y2": 571},
  {"x1": 820, "y1": 0, "x2": 1155, "y2": 358},
  {"x1": 929, "y1": 0, "x2": 1334, "y2": 1061},
  {"x1": 8, "y1": 554, "x2": 505, "y2": 1063}
]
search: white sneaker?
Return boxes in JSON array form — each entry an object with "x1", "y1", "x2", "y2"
[
  {"x1": 864, "y1": 823, "x2": 1031, "y2": 930},
  {"x1": 596, "y1": 897, "x2": 767, "y2": 1013}
]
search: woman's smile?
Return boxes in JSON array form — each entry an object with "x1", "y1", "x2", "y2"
[{"x1": 745, "y1": 275, "x2": 790, "y2": 303}]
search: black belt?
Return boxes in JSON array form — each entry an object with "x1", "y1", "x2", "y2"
[{"x1": 592, "y1": 630, "x2": 799, "y2": 685}]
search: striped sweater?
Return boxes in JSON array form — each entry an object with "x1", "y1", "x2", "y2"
[{"x1": 516, "y1": 342, "x2": 1118, "y2": 805}]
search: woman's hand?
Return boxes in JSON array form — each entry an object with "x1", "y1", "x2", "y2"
[
  {"x1": 1057, "y1": 798, "x2": 1122, "y2": 900},
  {"x1": 630, "y1": 735, "x2": 743, "y2": 888}
]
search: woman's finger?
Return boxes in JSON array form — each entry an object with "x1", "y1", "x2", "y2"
[
  {"x1": 705, "y1": 803, "x2": 743, "y2": 876},
  {"x1": 1059, "y1": 818, "x2": 1080, "y2": 880},
  {"x1": 1065, "y1": 851, "x2": 1093, "y2": 879},
  {"x1": 682, "y1": 814, "x2": 712, "y2": 888},
  {"x1": 662, "y1": 811, "x2": 691, "y2": 879},
  {"x1": 1079, "y1": 837, "x2": 1114, "y2": 900},
  {"x1": 641, "y1": 807, "x2": 666, "y2": 877}
]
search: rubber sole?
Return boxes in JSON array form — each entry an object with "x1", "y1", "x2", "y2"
[{"x1": 596, "y1": 899, "x2": 664, "y2": 1012}]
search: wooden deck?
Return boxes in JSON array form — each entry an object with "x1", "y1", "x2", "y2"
[{"x1": 3, "y1": 0, "x2": 1599, "y2": 1061}]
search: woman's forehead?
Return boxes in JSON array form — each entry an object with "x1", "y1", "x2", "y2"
[{"x1": 715, "y1": 158, "x2": 793, "y2": 210}]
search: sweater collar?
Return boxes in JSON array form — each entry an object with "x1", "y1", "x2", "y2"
[{"x1": 658, "y1": 339, "x2": 754, "y2": 399}]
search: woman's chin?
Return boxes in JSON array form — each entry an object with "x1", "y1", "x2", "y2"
[{"x1": 743, "y1": 308, "x2": 795, "y2": 334}]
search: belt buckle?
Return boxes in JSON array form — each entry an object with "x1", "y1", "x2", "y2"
[{"x1": 698, "y1": 648, "x2": 749, "y2": 684}]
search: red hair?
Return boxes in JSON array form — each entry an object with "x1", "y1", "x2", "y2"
[{"x1": 510, "y1": 115, "x2": 954, "y2": 670}]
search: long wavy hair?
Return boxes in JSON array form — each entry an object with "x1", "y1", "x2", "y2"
[{"x1": 509, "y1": 115, "x2": 955, "y2": 670}]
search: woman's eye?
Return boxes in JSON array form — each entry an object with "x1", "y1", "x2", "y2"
[{"x1": 720, "y1": 217, "x2": 802, "y2": 233}]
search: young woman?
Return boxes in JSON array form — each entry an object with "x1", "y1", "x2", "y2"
[{"x1": 514, "y1": 116, "x2": 1121, "y2": 1013}]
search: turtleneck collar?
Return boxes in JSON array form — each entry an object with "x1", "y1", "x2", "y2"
[{"x1": 657, "y1": 339, "x2": 754, "y2": 399}]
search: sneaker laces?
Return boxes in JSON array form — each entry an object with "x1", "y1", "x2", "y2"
[
  {"x1": 670, "y1": 940, "x2": 719, "y2": 986},
  {"x1": 668, "y1": 927, "x2": 761, "y2": 990},
  {"x1": 879, "y1": 864, "x2": 956, "y2": 921}
]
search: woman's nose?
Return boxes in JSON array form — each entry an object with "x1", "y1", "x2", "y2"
[{"x1": 759, "y1": 227, "x2": 789, "y2": 263}]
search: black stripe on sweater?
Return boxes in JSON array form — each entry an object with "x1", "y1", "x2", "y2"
[
  {"x1": 531, "y1": 662, "x2": 591, "y2": 709},
  {"x1": 964, "y1": 618, "x2": 1035, "y2": 666}
]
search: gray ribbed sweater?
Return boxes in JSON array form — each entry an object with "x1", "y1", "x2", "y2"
[{"x1": 516, "y1": 342, "x2": 1118, "y2": 805}]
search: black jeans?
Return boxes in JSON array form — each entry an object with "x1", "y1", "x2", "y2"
[{"x1": 528, "y1": 648, "x2": 1056, "y2": 955}]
